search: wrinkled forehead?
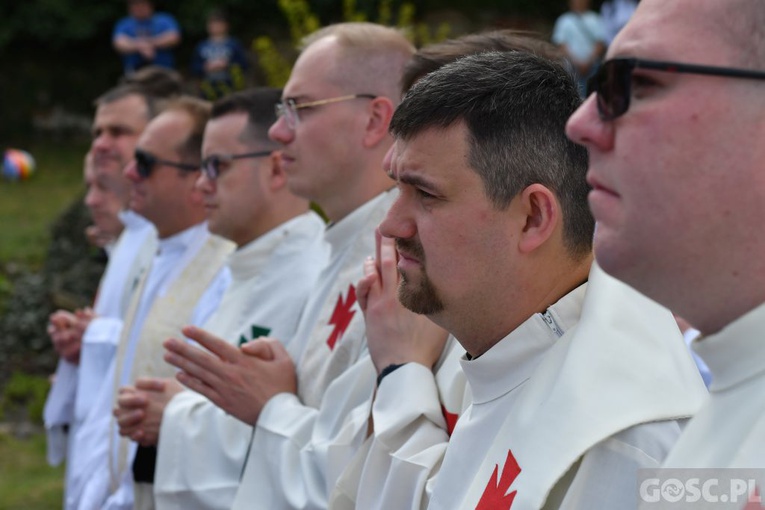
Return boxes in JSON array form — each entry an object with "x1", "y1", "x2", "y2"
[{"x1": 609, "y1": 0, "x2": 739, "y2": 64}]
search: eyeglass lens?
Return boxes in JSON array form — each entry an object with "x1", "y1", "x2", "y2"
[
  {"x1": 589, "y1": 60, "x2": 633, "y2": 121},
  {"x1": 135, "y1": 150, "x2": 154, "y2": 178}
]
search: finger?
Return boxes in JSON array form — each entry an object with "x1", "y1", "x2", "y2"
[
  {"x1": 115, "y1": 409, "x2": 144, "y2": 429},
  {"x1": 181, "y1": 326, "x2": 241, "y2": 363},
  {"x1": 117, "y1": 392, "x2": 148, "y2": 411},
  {"x1": 356, "y1": 262, "x2": 379, "y2": 312},
  {"x1": 263, "y1": 338, "x2": 292, "y2": 363},
  {"x1": 375, "y1": 228, "x2": 383, "y2": 273},
  {"x1": 175, "y1": 371, "x2": 220, "y2": 404},
  {"x1": 378, "y1": 235, "x2": 399, "y2": 289},
  {"x1": 164, "y1": 339, "x2": 229, "y2": 385},
  {"x1": 240, "y1": 339, "x2": 275, "y2": 360},
  {"x1": 135, "y1": 377, "x2": 167, "y2": 393},
  {"x1": 118, "y1": 385, "x2": 136, "y2": 396}
]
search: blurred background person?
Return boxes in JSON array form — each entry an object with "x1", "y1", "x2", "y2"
[
  {"x1": 552, "y1": 0, "x2": 606, "y2": 96},
  {"x1": 600, "y1": 0, "x2": 638, "y2": 45},
  {"x1": 113, "y1": 0, "x2": 181, "y2": 75},
  {"x1": 191, "y1": 9, "x2": 250, "y2": 101}
]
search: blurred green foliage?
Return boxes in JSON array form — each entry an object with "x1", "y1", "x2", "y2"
[
  {"x1": 254, "y1": 0, "x2": 453, "y2": 87},
  {"x1": 0, "y1": 0, "x2": 574, "y2": 141},
  {"x1": 0, "y1": 372, "x2": 49, "y2": 423}
]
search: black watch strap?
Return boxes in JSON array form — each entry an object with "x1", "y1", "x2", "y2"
[{"x1": 377, "y1": 363, "x2": 407, "y2": 387}]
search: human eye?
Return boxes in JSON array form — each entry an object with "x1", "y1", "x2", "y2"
[
  {"x1": 415, "y1": 187, "x2": 437, "y2": 200},
  {"x1": 630, "y1": 72, "x2": 660, "y2": 98}
]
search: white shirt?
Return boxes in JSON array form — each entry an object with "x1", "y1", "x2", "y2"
[
  {"x1": 552, "y1": 11, "x2": 607, "y2": 64},
  {"x1": 153, "y1": 211, "x2": 328, "y2": 510}
]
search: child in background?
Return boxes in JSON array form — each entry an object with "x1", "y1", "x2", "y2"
[{"x1": 191, "y1": 9, "x2": 250, "y2": 100}]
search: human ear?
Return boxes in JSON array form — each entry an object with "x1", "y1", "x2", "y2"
[
  {"x1": 362, "y1": 97, "x2": 395, "y2": 148},
  {"x1": 517, "y1": 184, "x2": 560, "y2": 254},
  {"x1": 267, "y1": 151, "x2": 287, "y2": 191}
]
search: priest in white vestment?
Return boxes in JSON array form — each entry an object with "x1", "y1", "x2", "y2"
[
  {"x1": 43, "y1": 85, "x2": 162, "y2": 510},
  {"x1": 332, "y1": 51, "x2": 707, "y2": 510},
  {"x1": 566, "y1": 0, "x2": 765, "y2": 475},
  {"x1": 111, "y1": 88, "x2": 329, "y2": 510},
  {"x1": 71, "y1": 96, "x2": 234, "y2": 510},
  {"x1": 160, "y1": 23, "x2": 416, "y2": 510}
]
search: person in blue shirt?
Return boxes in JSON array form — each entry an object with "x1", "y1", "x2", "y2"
[
  {"x1": 191, "y1": 9, "x2": 250, "y2": 101},
  {"x1": 113, "y1": 0, "x2": 181, "y2": 75}
]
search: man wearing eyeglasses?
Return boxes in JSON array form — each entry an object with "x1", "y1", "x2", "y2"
[
  {"x1": 160, "y1": 22, "x2": 415, "y2": 509},
  {"x1": 566, "y1": 0, "x2": 765, "y2": 470},
  {"x1": 112, "y1": 87, "x2": 328, "y2": 509},
  {"x1": 73, "y1": 96, "x2": 234, "y2": 510}
]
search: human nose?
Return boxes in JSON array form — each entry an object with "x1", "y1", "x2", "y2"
[
  {"x1": 565, "y1": 94, "x2": 614, "y2": 153},
  {"x1": 195, "y1": 170, "x2": 215, "y2": 194},
  {"x1": 379, "y1": 193, "x2": 416, "y2": 241},
  {"x1": 91, "y1": 132, "x2": 112, "y2": 153},
  {"x1": 268, "y1": 115, "x2": 294, "y2": 145},
  {"x1": 124, "y1": 159, "x2": 141, "y2": 182},
  {"x1": 84, "y1": 186, "x2": 99, "y2": 209}
]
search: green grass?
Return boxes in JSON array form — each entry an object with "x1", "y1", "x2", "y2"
[
  {"x1": 0, "y1": 141, "x2": 90, "y2": 267},
  {"x1": 0, "y1": 431, "x2": 64, "y2": 509}
]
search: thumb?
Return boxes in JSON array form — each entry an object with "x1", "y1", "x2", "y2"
[{"x1": 240, "y1": 338, "x2": 275, "y2": 360}]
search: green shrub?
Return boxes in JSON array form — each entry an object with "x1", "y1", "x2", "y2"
[
  {"x1": 253, "y1": 0, "x2": 453, "y2": 87},
  {"x1": 1, "y1": 372, "x2": 50, "y2": 424}
]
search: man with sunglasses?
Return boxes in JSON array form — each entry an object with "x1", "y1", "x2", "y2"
[
  {"x1": 74, "y1": 96, "x2": 234, "y2": 510},
  {"x1": 566, "y1": 0, "x2": 765, "y2": 470},
  {"x1": 113, "y1": 87, "x2": 328, "y2": 509},
  {"x1": 161, "y1": 22, "x2": 414, "y2": 509}
]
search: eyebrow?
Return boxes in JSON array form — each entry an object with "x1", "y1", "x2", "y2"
[{"x1": 398, "y1": 172, "x2": 442, "y2": 195}]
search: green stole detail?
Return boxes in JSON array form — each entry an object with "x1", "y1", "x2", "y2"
[{"x1": 238, "y1": 325, "x2": 272, "y2": 346}]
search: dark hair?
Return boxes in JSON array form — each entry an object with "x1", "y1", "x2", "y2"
[
  {"x1": 401, "y1": 30, "x2": 565, "y2": 94},
  {"x1": 207, "y1": 8, "x2": 228, "y2": 23},
  {"x1": 94, "y1": 84, "x2": 162, "y2": 120},
  {"x1": 211, "y1": 87, "x2": 282, "y2": 147},
  {"x1": 391, "y1": 51, "x2": 592, "y2": 258},
  {"x1": 121, "y1": 65, "x2": 185, "y2": 99}
]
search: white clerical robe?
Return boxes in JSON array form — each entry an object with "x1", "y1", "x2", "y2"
[
  {"x1": 44, "y1": 211, "x2": 157, "y2": 509},
  {"x1": 430, "y1": 264, "x2": 707, "y2": 510},
  {"x1": 44, "y1": 212, "x2": 156, "y2": 463},
  {"x1": 335, "y1": 263, "x2": 708, "y2": 510},
  {"x1": 231, "y1": 189, "x2": 396, "y2": 510},
  {"x1": 330, "y1": 336, "x2": 469, "y2": 510},
  {"x1": 153, "y1": 211, "x2": 328, "y2": 510},
  {"x1": 663, "y1": 301, "x2": 765, "y2": 468},
  {"x1": 70, "y1": 222, "x2": 232, "y2": 510}
]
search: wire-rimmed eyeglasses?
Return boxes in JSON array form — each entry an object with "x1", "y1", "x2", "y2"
[{"x1": 275, "y1": 94, "x2": 377, "y2": 130}]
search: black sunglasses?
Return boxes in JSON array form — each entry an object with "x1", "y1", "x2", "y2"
[
  {"x1": 201, "y1": 151, "x2": 272, "y2": 180},
  {"x1": 134, "y1": 149, "x2": 200, "y2": 178},
  {"x1": 588, "y1": 58, "x2": 765, "y2": 121}
]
